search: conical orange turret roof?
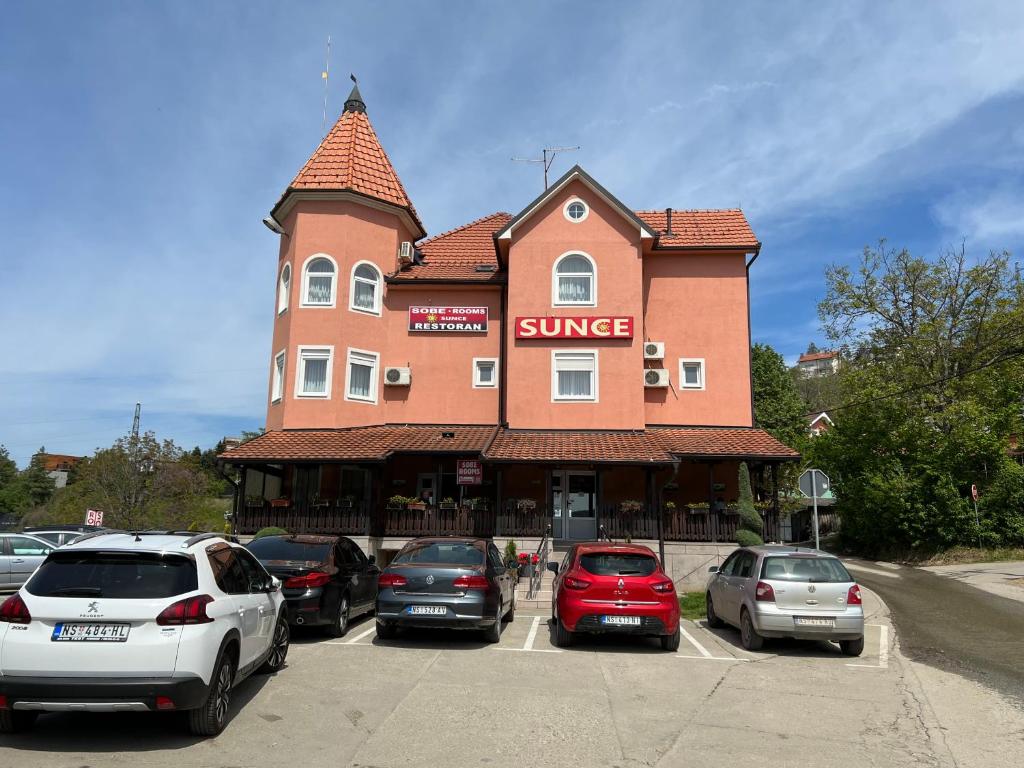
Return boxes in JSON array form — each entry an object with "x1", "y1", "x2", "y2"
[{"x1": 271, "y1": 82, "x2": 425, "y2": 237}]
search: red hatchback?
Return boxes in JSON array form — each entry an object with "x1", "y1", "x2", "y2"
[{"x1": 548, "y1": 543, "x2": 680, "y2": 650}]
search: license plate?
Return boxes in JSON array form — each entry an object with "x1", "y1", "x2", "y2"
[
  {"x1": 407, "y1": 605, "x2": 447, "y2": 616},
  {"x1": 601, "y1": 615, "x2": 641, "y2": 626},
  {"x1": 51, "y1": 623, "x2": 131, "y2": 642},
  {"x1": 794, "y1": 616, "x2": 835, "y2": 628}
]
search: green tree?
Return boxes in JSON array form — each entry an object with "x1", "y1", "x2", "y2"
[
  {"x1": 22, "y1": 448, "x2": 56, "y2": 507},
  {"x1": 751, "y1": 343, "x2": 808, "y2": 450},
  {"x1": 815, "y1": 242, "x2": 1023, "y2": 554},
  {"x1": 735, "y1": 462, "x2": 764, "y2": 547}
]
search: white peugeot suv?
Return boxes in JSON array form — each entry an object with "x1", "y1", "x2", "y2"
[{"x1": 0, "y1": 531, "x2": 289, "y2": 736}]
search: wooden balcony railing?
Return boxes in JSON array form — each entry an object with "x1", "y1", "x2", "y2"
[{"x1": 235, "y1": 500, "x2": 370, "y2": 536}]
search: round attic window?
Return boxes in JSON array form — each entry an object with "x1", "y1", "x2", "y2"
[{"x1": 564, "y1": 199, "x2": 588, "y2": 222}]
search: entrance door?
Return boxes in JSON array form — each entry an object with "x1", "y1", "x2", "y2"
[{"x1": 551, "y1": 471, "x2": 596, "y2": 540}]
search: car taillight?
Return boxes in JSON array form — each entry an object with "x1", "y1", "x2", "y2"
[
  {"x1": 283, "y1": 571, "x2": 331, "y2": 589},
  {"x1": 155, "y1": 696, "x2": 176, "y2": 710},
  {"x1": 156, "y1": 594, "x2": 214, "y2": 626},
  {"x1": 452, "y1": 575, "x2": 490, "y2": 590},
  {"x1": 564, "y1": 576, "x2": 591, "y2": 591},
  {"x1": 0, "y1": 695, "x2": 8, "y2": 710},
  {"x1": 0, "y1": 594, "x2": 31, "y2": 624},
  {"x1": 651, "y1": 580, "x2": 675, "y2": 593},
  {"x1": 847, "y1": 584, "x2": 862, "y2": 605},
  {"x1": 378, "y1": 573, "x2": 407, "y2": 588},
  {"x1": 755, "y1": 581, "x2": 775, "y2": 602}
]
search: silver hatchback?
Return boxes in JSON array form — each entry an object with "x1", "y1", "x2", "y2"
[{"x1": 705, "y1": 546, "x2": 865, "y2": 656}]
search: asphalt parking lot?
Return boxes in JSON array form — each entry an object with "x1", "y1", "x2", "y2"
[{"x1": 1, "y1": 588, "x2": 960, "y2": 768}]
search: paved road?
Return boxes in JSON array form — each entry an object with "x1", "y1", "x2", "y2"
[{"x1": 848, "y1": 559, "x2": 1024, "y2": 705}]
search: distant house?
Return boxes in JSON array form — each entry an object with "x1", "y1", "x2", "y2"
[
  {"x1": 39, "y1": 453, "x2": 82, "y2": 489},
  {"x1": 797, "y1": 350, "x2": 839, "y2": 378},
  {"x1": 808, "y1": 412, "x2": 834, "y2": 437}
]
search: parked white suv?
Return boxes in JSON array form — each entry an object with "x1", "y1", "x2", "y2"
[{"x1": 0, "y1": 531, "x2": 289, "y2": 736}]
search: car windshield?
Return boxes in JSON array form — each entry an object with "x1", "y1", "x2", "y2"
[
  {"x1": 26, "y1": 551, "x2": 198, "y2": 598},
  {"x1": 32, "y1": 532, "x2": 62, "y2": 545},
  {"x1": 761, "y1": 556, "x2": 853, "y2": 583},
  {"x1": 580, "y1": 553, "x2": 658, "y2": 577},
  {"x1": 246, "y1": 537, "x2": 332, "y2": 563},
  {"x1": 391, "y1": 541, "x2": 484, "y2": 566}
]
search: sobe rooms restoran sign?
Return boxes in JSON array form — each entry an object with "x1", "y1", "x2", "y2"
[{"x1": 409, "y1": 306, "x2": 489, "y2": 332}]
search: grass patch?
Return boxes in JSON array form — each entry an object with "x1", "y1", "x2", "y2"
[
  {"x1": 678, "y1": 592, "x2": 706, "y2": 621},
  {"x1": 919, "y1": 547, "x2": 1024, "y2": 566}
]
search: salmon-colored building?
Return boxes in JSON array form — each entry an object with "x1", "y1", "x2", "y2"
[{"x1": 222, "y1": 85, "x2": 798, "y2": 569}]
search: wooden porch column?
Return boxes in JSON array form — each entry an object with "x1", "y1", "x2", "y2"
[
  {"x1": 770, "y1": 462, "x2": 780, "y2": 542},
  {"x1": 495, "y1": 468, "x2": 503, "y2": 537},
  {"x1": 595, "y1": 465, "x2": 603, "y2": 538},
  {"x1": 234, "y1": 465, "x2": 246, "y2": 538},
  {"x1": 707, "y1": 462, "x2": 718, "y2": 543}
]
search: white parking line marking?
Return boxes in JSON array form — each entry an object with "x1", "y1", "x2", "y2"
[
  {"x1": 323, "y1": 625, "x2": 377, "y2": 645},
  {"x1": 847, "y1": 624, "x2": 889, "y2": 669},
  {"x1": 523, "y1": 616, "x2": 541, "y2": 651},
  {"x1": 675, "y1": 655, "x2": 749, "y2": 662},
  {"x1": 845, "y1": 563, "x2": 901, "y2": 579},
  {"x1": 679, "y1": 623, "x2": 712, "y2": 658}
]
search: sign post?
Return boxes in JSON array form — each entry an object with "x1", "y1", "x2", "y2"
[
  {"x1": 84, "y1": 509, "x2": 104, "y2": 527},
  {"x1": 798, "y1": 469, "x2": 830, "y2": 550},
  {"x1": 971, "y1": 484, "x2": 981, "y2": 548},
  {"x1": 457, "y1": 460, "x2": 482, "y2": 486}
]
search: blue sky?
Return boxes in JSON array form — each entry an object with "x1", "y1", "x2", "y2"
[{"x1": 3, "y1": 1, "x2": 1024, "y2": 466}]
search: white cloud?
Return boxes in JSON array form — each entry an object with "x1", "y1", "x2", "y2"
[{"x1": 932, "y1": 186, "x2": 1024, "y2": 247}]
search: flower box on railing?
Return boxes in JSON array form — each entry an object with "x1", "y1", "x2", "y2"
[
  {"x1": 406, "y1": 501, "x2": 427, "y2": 512},
  {"x1": 439, "y1": 502, "x2": 457, "y2": 511},
  {"x1": 269, "y1": 498, "x2": 290, "y2": 509},
  {"x1": 687, "y1": 505, "x2": 710, "y2": 514},
  {"x1": 245, "y1": 497, "x2": 265, "y2": 508},
  {"x1": 336, "y1": 499, "x2": 355, "y2": 509}
]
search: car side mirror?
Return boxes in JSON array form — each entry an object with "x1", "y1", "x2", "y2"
[
  {"x1": 368, "y1": 564, "x2": 381, "y2": 575},
  {"x1": 707, "y1": 565, "x2": 718, "y2": 573},
  {"x1": 270, "y1": 576, "x2": 282, "y2": 592},
  {"x1": 547, "y1": 561, "x2": 559, "y2": 574},
  {"x1": 367, "y1": 554, "x2": 376, "y2": 564}
]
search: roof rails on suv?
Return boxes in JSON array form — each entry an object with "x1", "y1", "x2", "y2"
[{"x1": 68, "y1": 530, "x2": 237, "y2": 548}]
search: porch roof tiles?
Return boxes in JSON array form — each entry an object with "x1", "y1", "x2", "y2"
[
  {"x1": 219, "y1": 425, "x2": 498, "y2": 462},
  {"x1": 220, "y1": 425, "x2": 798, "y2": 463}
]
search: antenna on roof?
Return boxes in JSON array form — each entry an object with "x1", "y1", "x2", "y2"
[
  {"x1": 131, "y1": 402, "x2": 141, "y2": 441},
  {"x1": 321, "y1": 35, "x2": 332, "y2": 135},
  {"x1": 512, "y1": 145, "x2": 580, "y2": 190}
]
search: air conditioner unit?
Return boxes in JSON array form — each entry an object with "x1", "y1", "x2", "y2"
[
  {"x1": 398, "y1": 241, "x2": 414, "y2": 265},
  {"x1": 643, "y1": 341, "x2": 665, "y2": 360},
  {"x1": 644, "y1": 369, "x2": 669, "y2": 388},
  {"x1": 384, "y1": 367, "x2": 411, "y2": 386}
]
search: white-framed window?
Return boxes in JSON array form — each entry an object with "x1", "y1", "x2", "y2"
[
  {"x1": 271, "y1": 350, "x2": 286, "y2": 403},
  {"x1": 301, "y1": 254, "x2": 337, "y2": 307},
  {"x1": 563, "y1": 197, "x2": 589, "y2": 223},
  {"x1": 349, "y1": 261, "x2": 382, "y2": 315},
  {"x1": 552, "y1": 251, "x2": 596, "y2": 306},
  {"x1": 679, "y1": 358, "x2": 705, "y2": 390},
  {"x1": 473, "y1": 358, "x2": 498, "y2": 388},
  {"x1": 295, "y1": 346, "x2": 333, "y2": 398},
  {"x1": 552, "y1": 350, "x2": 598, "y2": 402},
  {"x1": 345, "y1": 347, "x2": 379, "y2": 403},
  {"x1": 277, "y1": 263, "x2": 291, "y2": 315}
]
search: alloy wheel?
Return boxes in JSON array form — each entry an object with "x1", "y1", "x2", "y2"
[
  {"x1": 214, "y1": 661, "x2": 232, "y2": 725},
  {"x1": 269, "y1": 621, "x2": 288, "y2": 668}
]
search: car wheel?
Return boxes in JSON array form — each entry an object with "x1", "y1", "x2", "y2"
[
  {"x1": 375, "y1": 619, "x2": 397, "y2": 640},
  {"x1": 0, "y1": 709, "x2": 38, "y2": 734},
  {"x1": 740, "y1": 609, "x2": 764, "y2": 651},
  {"x1": 188, "y1": 649, "x2": 235, "y2": 737},
  {"x1": 483, "y1": 603, "x2": 503, "y2": 643},
  {"x1": 661, "y1": 624, "x2": 681, "y2": 651},
  {"x1": 259, "y1": 616, "x2": 290, "y2": 673},
  {"x1": 706, "y1": 593, "x2": 724, "y2": 628},
  {"x1": 554, "y1": 618, "x2": 573, "y2": 648},
  {"x1": 326, "y1": 594, "x2": 350, "y2": 638},
  {"x1": 840, "y1": 636, "x2": 865, "y2": 657}
]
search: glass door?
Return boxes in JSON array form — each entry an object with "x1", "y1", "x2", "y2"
[{"x1": 551, "y1": 471, "x2": 596, "y2": 539}]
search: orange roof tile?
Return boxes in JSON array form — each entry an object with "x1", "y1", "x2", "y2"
[
  {"x1": 220, "y1": 425, "x2": 497, "y2": 462},
  {"x1": 636, "y1": 209, "x2": 758, "y2": 249},
  {"x1": 277, "y1": 103, "x2": 424, "y2": 235},
  {"x1": 797, "y1": 351, "x2": 837, "y2": 363},
  {"x1": 649, "y1": 427, "x2": 799, "y2": 459},
  {"x1": 389, "y1": 212, "x2": 511, "y2": 283}
]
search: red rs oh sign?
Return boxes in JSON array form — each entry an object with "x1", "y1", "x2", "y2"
[
  {"x1": 457, "y1": 460, "x2": 483, "y2": 485},
  {"x1": 409, "y1": 306, "x2": 488, "y2": 332},
  {"x1": 514, "y1": 316, "x2": 634, "y2": 339}
]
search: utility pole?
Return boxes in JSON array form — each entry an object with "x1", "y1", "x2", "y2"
[{"x1": 512, "y1": 145, "x2": 581, "y2": 189}]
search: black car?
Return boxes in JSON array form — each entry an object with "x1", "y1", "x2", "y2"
[
  {"x1": 245, "y1": 534, "x2": 379, "y2": 637},
  {"x1": 375, "y1": 537, "x2": 516, "y2": 642}
]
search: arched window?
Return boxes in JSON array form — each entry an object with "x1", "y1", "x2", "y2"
[
  {"x1": 350, "y1": 261, "x2": 382, "y2": 314},
  {"x1": 553, "y1": 252, "x2": 596, "y2": 306},
  {"x1": 277, "y1": 263, "x2": 291, "y2": 314},
  {"x1": 302, "y1": 255, "x2": 337, "y2": 307}
]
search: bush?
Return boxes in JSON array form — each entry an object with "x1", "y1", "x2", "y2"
[
  {"x1": 254, "y1": 526, "x2": 289, "y2": 539},
  {"x1": 735, "y1": 462, "x2": 764, "y2": 546},
  {"x1": 978, "y1": 460, "x2": 1024, "y2": 546},
  {"x1": 503, "y1": 539, "x2": 517, "y2": 565}
]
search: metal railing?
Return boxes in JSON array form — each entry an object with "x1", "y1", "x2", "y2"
[
  {"x1": 598, "y1": 524, "x2": 614, "y2": 543},
  {"x1": 527, "y1": 525, "x2": 552, "y2": 600}
]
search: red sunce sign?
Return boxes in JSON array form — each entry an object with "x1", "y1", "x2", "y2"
[
  {"x1": 457, "y1": 460, "x2": 483, "y2": 485},
  {"x1": 514, "y1": 316, "x2": 634, "y2": 339},
  {"x1": 409, "y1": 306, "x2": 488, "y2": 332}
]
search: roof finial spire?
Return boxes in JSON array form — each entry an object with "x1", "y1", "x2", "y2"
[{"x1": 344, "y1": 74, "x2": 365, "y2": 113}]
